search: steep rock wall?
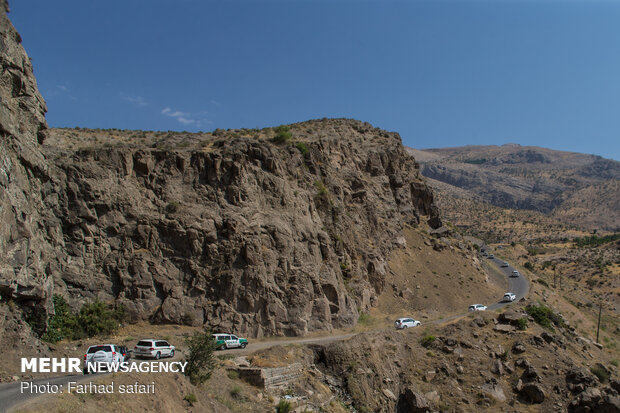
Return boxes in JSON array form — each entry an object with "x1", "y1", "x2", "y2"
[
  {"x1": 46, "y1": 120, "x2": 441, "y2": 337},
  {"x1": 0, "y1": 2, "x2": 53, "y2": 330}
]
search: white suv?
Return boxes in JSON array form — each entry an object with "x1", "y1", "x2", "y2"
[
  {"x1": 394, "y1": 318, "x2": 421, "y2": 329},
  {"x1": 134, "y1": 339, "x2": 175, "y2": 359},
  {"x1": 469, "y1": 304, "x2": 487, "y2": 311},
  {"x1": 503, "y1": 293, "x2": 516, "y2": 302},
  {"x1": 83, "y1": 344, "x2": 123, "y2": 374},
  {"x1": 511, "y1": 270, "x2": 520, "y2": 277}
]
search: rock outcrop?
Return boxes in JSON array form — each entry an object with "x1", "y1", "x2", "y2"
[
  {"x1": 42, "y1": 120, "x2": 440, "y2": 337},
  {"x1": 0, "y1": 1, "x2": 52, "y2": 331}
]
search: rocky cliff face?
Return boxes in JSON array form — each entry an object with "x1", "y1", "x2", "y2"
[
  {"x1": 0, "y1": 1, "x2": 53, "y2": 330},
  {"x1": 42, "y1": 120, "x2": 441, "y2": 337},
  {"x1": 0, "y1": 5, "x2": 442, "y2": 337}
]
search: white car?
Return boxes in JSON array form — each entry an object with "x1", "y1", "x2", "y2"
[
  {"x1": 134, "y1": 339, "x2": 175, "y2": 359},
  {"x1": 394, "y1": 318, "x2": 421, "y2": 329},
  {"x1": 502, "y1": 293, "x2": 516, "y2": 302},
  {"x1": 511, "y1": 270, "x2": 520, "y2": 277},
  {"x1": 488, "y1": 254, "x2": 495, "y2": 259},
  {"x1": 469, "y1": 304, "x2": 487, "y2": 312},
  {"x1": 501, "y1": 261, "x2": 509, "y2": 267},
  {"x1": 83, "y1": 344, "x2": 123, "y2": 374}
]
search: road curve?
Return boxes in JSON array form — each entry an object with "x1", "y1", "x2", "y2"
[{"x1": 0, "y1": 254, "x2": 528, "y2": 412}]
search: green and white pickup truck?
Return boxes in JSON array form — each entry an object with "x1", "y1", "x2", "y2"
[{"x1": 212, "y1": 333, "x2": 248, "y2": 350}]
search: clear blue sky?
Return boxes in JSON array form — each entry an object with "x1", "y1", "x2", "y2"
[{"x1": 10, "y1": 0, "x2": 620, "y2": 160}]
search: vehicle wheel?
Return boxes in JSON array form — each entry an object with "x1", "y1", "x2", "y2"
[
  {"x1": 403, "y1": 325, "x2": 408, "y2": 329},
  {"x1": 155, "y1": 352, "x2": 161, "y2": 360},
  {"x1": 169, "y1": 350, "x2": 175, "y2": 358},
  {"x1": 240, "y1": 343, "x2": 247, "y2": 349}
]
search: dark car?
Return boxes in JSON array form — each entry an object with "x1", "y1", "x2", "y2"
[{"x1": 118, "y1": 345, "x2": 131, "y2": 362}]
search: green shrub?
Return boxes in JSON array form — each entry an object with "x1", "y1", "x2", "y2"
[
  {"x1": 574, "y1": 233, "x2": 620, "y2": 247},
  {"x1": 591, "y1": 365, "x2": 611, "y2": 383},
  {"x1": 525, "y1": 304, "x2": 565, "y2": 331},
  {"x1": 41, "y1": 295, "x2": 124, "y2": 342},
  {"x1": 536, "y1": 278, "x2": 549, "y2": 287},
  {"x1": 272, "y1": 125, "x2": 292, "y2": 144},
  {"x1": 524, "y1": 262, "x2": 534, "y2": 271},
  {"x1": 421, "y1": 335, "x2": 436, "y2": 348},
  {"x1": 230, "y1": 385, "x2": 242, "y2": 398},
  {"x1": 315, "y1": 180, "x2": 328, "y2": 197},
  {"x1": 184, "y1": 331, "x2": 216, "y2": 385},
  {"x1": 516, "y1": 318, "x2": 528, "y2": 331},
  {"x1": 41, "y1": 295, "x2": 76, "y2": 342},
  {"x1": 313, "y1": 180, "x2": 330, "y2": 206},
  {"x1": 358, "y1": 313, "x2": 371, "y2": 325},
  {"x1": 295, "y1": 142, "x2": 309, "y2": 157},
  {"x1": 276, "y1": 399, "x2": 292, "y2": 413},
  {"x1": 611, "y1": 359, "x2": 619, "y2": 367},
  {"x1": 78, "y1": 301, "x2": 125, "y2": 338},
  {"x1": 183, "y1": 393, "x2": 198, "y2": 406},
  {"x1": 228, "y1": 370, "x2": 240, "y2": 380},
  {"x1": 166, "y1": 201, "x2": 179, "y2": 213}
]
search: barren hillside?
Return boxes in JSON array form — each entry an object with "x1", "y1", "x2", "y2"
[{"x1": 407, "y1": 144, "x2": 620, "y2": 231}]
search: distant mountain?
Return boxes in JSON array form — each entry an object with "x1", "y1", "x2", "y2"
[{"x1": 407, "y1": 144, "x2": 620, "y2": 231}]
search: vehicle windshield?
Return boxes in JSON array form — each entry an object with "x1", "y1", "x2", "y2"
[{"x1": 87, "y1": 345, "x2": 112, "y2": 353}]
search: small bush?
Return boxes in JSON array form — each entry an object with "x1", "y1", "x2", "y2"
[
  {"x1": 421, "y1": 335, "x2": 436, "y2": 348},
  {"x1": 525, "y1": 303, "x2": 565, "y2": 331},
  {"x1": 184, "y1": 331, "x2": 216, "y2": 385},
  {"x1": 228, "y1": 370, "x2": 240, "y2": 380},
  {"x1": 358, "y1": 313, "x2": 371, "y2": 325},
  {"x1": 166, "y1": 201, "x2": 180, "y2": 213},
  {"x1": 183, "y1": 393, "x2": 197, "y2": 406},
  {"x1": 276, "y1": 399, "x2": 292, "y2": 413},
  {"x1": 516, "y1": 318, "x2": 528, "y2": 330},
  {"x1": 611, "y1": 359, "x2": 619, "y2": 367},
  {"x1": 536, "y1": 278, "x2": 549, "y2": 288},
  {"x1": 230, "y1": 385, "x2": 242, "y2": 398},
  {"x1": 295, "y1": 141, "x2": 309, "y2": 157},
  {"x1": 315, "y1": 180, "x2": 328, "y2": 197},
  {"x1": 591, "y1": 366, "x2": 611, "y2": 383},
  {"x1": 524, "y1": 262, "x2": 534, "y2": 271},
  {"x1": 272, "y1": 125, "x2": 292, "y2": 144}
]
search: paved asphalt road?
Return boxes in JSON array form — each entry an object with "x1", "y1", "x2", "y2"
[{"x1": 0, "y1": 252, "x2": 528, "y2": 412}]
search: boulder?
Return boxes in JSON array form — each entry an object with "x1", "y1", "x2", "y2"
[
  {"x1": 566, "y1": 368, "x2": 598, "y2": 394},
  {"x1": 382, "y1": 388, "x2": 397, "y2": 401},
  {"x1": 396, "y1": 389, "x2": 430, "y2": 413},
  {"x1": 481, "y1": 379, "x2": 506, "y2": 402},
  {"x1": 493, "y1": 324, "x2": 514, "y2": 333},
  {"x1": 512, "y1": 341, "x2": 526, "y2": 354},
  {"x1": 519, "y1": 383, "x2": 546, "y2": 404}
]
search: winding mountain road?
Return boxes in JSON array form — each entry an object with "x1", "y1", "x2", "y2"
[{"x1": 0, "y1": 252, "x2": 528, "y2": 413}]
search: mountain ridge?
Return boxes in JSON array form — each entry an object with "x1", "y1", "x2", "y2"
[{"x1": 407, "y1": 144, "x2": 620, "y2": 231}]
